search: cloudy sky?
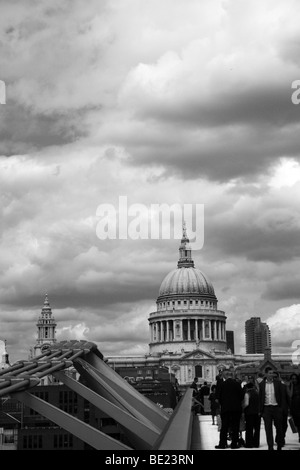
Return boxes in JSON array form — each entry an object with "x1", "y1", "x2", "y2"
[{"x1": 1, "y1": 0, "x2": 300, "y2": 364}]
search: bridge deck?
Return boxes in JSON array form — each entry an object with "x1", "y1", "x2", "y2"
[{"x1": 195, "y1": 415, "x2": 300, "y2": 451}]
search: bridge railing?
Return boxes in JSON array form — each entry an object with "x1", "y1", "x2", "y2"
[{"x1": 152, "y1": 388, "x2": 194, "y2": 450}]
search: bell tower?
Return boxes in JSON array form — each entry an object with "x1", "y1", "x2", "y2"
[{"x1": 34, "y1": 294, "x2": 57, "y2": 357}]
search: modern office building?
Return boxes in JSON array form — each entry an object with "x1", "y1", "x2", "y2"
[{"x1": 245, "y1": 317, "x2": 271, "y2": 354}]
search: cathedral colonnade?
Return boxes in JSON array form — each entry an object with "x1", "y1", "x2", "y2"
[{"x1": 149, "y1": 317, "x2": 226, "y2": 343}]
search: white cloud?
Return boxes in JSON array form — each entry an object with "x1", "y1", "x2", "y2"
[
  {"x1": 269, "y1": 158, "x2": 300, "y2": 188},
  {"x1": 56, "y1": 323, "x2": 90, "y2": 342},
  {"x1": 266, "y1": 304, "x2": 300, "y2": 351}
]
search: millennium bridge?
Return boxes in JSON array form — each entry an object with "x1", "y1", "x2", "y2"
[{"x1": 0, "y1": 340, "x2": 200, "y2": 450}]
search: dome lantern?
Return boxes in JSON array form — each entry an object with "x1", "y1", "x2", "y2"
[{"x1": 177, "y1": 221, "x2": 194, "y2": 268}]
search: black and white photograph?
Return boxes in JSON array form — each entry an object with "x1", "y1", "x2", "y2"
[{"x1": 0, "y1": 0, "x2": 300, "y2": 454}]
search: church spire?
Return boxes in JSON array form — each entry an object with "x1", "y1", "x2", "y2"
[{"x1": 177, "y1": 221, "x2": 194, "y2": 268}]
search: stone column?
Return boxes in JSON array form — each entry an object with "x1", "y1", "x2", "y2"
[{"x1": 188, "y1": 319, "x2": 191, "y2": 341}]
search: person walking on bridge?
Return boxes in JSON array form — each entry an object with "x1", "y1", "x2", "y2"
[
  {"x1": 259, "y1": 367, "x2": 284, "y2": 451},
  {"x1": 215, "y1": 369, "x2": 244, "y2": 449}
]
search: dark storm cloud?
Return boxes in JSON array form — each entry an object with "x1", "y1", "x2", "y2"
[
  {"x1": 207, "y1": 221, "x2": 300, "y2": 263},
  {"x1": 0, "y1": 236, "x2": 173, "y2": 312},
  {"x1": 128, "y1": 82, "x2": 299, "y2": 129},
  {"x1": 0, "y1": 103, "x2": 88, "y2": 155},
  {"x1": 3, "y1": 283, "x2": 157, "y2": 311},
  {"x1": 118, "y1": 72, "x2": 300, "y2": 182},
  {"x1": 122, "y1": 124, "x2": 300, "y2": 182},
  {"x1": 262, "y1": 277, "x2": 300, "y2": 301}
]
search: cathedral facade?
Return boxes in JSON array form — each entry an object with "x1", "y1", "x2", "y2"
[{"x1": 107, "y1": 227, "x2": 238, "y2": 387}]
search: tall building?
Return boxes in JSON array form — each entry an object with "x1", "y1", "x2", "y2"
[
  {"x1": 226, "y1": 330, "x2": 235, "y2": 354},
  {"x1": 245, "y1": 317, "x2": 271, "y2": 354}
]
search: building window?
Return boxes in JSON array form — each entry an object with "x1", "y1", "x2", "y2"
[
  {"x1": 59, "y1": 390, "x2": 77, "y2": 414},
  {"x1": 54, "y1": 433, "x2": 73, "y2": 449},
  {"x1": 3, "y1": 429, "x2": 15, "y2": 444},
  {"x1": 195, "y1": 365, "x2": 203, "y2": 378}
]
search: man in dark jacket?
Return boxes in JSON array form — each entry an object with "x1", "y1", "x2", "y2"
[
  {"x1": 273, "y1": 371, "x2": 290, "y2": 447},
  {"x1": 215, "y1": 369, "x2": 244, "y2": 449},
  {"x1": 258, "y1": 367, "x2": 284, "y2": 451}
]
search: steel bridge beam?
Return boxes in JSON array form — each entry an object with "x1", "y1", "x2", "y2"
[
  {"x1": 13, "y1": 391, "x2": 132, "y2": 450},
  {"x1": 76, "y1": 354, "x2": 169, "y2": 430},
  {"x1": 73, "y1": 359, "x2": 164, "y2": 432},
  {"x1": 54, "y1": 370, "x2": 160, "y2": 450}
]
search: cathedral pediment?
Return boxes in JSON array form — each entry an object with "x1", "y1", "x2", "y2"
[
  {"x1": 258, "y1": 358, "x2": 277, "y2": 372},
  {"x1": 180, "y1": 348, "x2": 215, "y2": 360}
]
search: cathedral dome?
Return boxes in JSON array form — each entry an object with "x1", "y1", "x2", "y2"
[
  {"x1": 158, "y1": 266, "x2": 216, "y2": 298},
  {"x1": 156, "y1": 223, "x2": 217, "y2": 303}
]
